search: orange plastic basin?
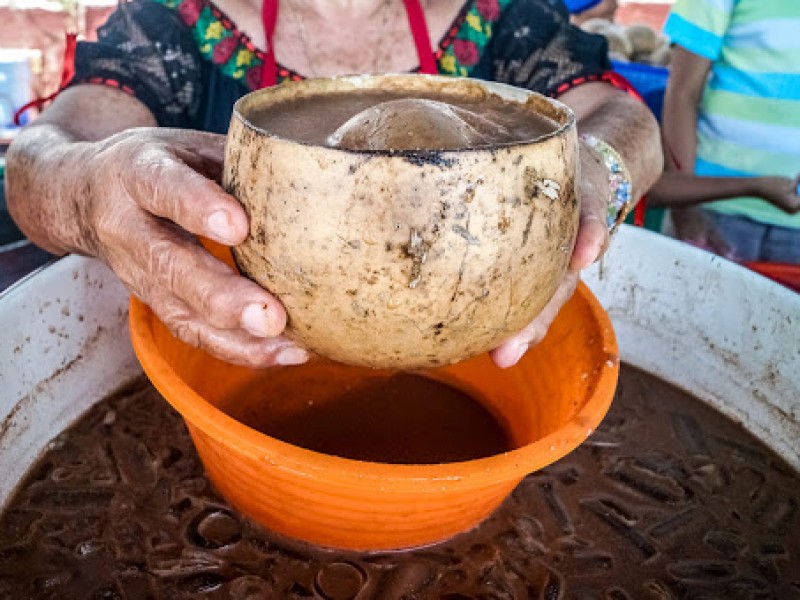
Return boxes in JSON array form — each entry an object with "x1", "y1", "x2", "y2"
[{"x1": 129, "y1": 281, "x2": 618, "y2": 551}]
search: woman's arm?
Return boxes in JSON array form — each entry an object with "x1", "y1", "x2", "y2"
[
  {"x1": 561, "y1": 81, "x2": 663, "y2": 265},
  {"x1": 490, "y1": 82, "x2": 662, "y2": 367},
  {"x1": 7, "y1": 86, "x2": 156, "y2": 254},
  {"x1": 7, "y1": 85, "x2": 303, "y2": 368}
]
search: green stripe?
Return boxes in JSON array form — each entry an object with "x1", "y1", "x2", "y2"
[
  {"x1": 671, "y1": 0, "x2": 731, "y2": 37},
  {"x1": 735, "y1": 2, "x2": 800, "y2": 21},
  {"x1": 702, "y1": 90, "x2": 800, "y2": 128},
  {"x1": 697, "y1": 131, "x2": 800, "y2": 177},
  {"x1": 720, "y1": 45, "x2": 800, "y2": 74}
]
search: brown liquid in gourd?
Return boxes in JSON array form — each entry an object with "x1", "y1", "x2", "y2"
[
  {"x1": 1, "y1": 365, "x2": 799, "y2": 598},
  {"x1": 250, "y1": 89, "x2": 559, "y2": 148}
]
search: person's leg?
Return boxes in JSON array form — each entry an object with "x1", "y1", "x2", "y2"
[
  {"x1": 762, "y1": 225, "x2": 800, "y2": 264},
  {"x1": 702, "y1": 210, "x2": 765, "y2": 262}
]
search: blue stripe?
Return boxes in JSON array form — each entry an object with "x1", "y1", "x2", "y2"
[
  {"x1": 694, "y1": 157, "x2": 755, "y2": 178},
  {"x1": 726, "y1": 18, "x2": 800, "y2": 50},
  {"x1": 698, "y1": 113, "x2": 800, "y2": 155},
  {"x1": 663, "y1": 14, "x2": 723, "y2": 61},
  {"x1": 709, "y1": 65, "x2": 800, "y2": 100}
]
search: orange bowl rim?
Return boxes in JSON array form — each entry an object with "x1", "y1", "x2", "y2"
[{"x1": 128, "y1": 281, "x2": 619, "y2": 489}]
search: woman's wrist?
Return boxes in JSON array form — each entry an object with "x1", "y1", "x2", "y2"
[
  {"x1": 6, "y1": 126, "x2": 98, "y2": 256},
  {"x1": 580, "y1": 133, "x2": 634, "y2": 231}
]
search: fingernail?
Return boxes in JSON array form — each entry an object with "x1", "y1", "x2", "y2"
[
  {"x1": 207, "y1": 210, "x2": 235, "y2": 244},
  {"x1": 276, "y1": 346, "x2": 309, "y2": 366},
  {"x1": 508, "y1": 342, "x2": 528, "y2": 366},
  {"x1": 241, "y1": 303, "x2": 272, "y2": 337}
]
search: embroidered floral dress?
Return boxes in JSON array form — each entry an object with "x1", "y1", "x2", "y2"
[{"x1": 70, "y1": 0, "x2": 610, "y2": 133}]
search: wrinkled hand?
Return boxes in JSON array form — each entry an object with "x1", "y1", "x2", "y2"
[
  {"x1": 671, "y1": 206, "x2": 734, "y2": 259},
  {"x1": 490, "y1": 142, "x2": 610, "y2": 368},
  {"x1": 82, "y1": 127, "x2": 308, "y2": 368},
  {"x1": 752, "y1": 176, "x2": 800, "y2": 214}
]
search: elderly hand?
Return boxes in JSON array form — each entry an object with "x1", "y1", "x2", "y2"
[
  {"x1": 80, "y1": 128, "x2": 307, "y2": 368},
  {"x1": 107, "y1": 129, "x2": 606, "y2": 371},
  {"x1": 490, "y1": 141, "x2": 610, "y2": 368},
  {"x1": 98, "y1": 128, "x2": 607, "y2": 371}
]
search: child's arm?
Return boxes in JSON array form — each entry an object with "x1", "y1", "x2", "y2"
[{"x1": 648, "y1": 171, "x2": 800, "y2": 214}]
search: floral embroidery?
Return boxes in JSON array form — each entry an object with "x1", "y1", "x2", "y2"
[
  {"x1": 212, "y1": 35, "x2": 238, "y2": 64},
  {"x1": 476, "y1": 0, "x2": 501, "y2": 21},
  {"x1": 245, "y1": 66, "x2": 263, "y2": 89},
  {"x1": 465, "y1": 13, "x2": 483, "y2": 33},
  {"x1": 439, "y1": 54, "x2": 457, "y2": 74},
  {"x1": 156, "y1": 0, "x2": 269, "y2": 88},
  {"x1": 155, "y1": 0, "x2": 511, "y2": 89},
  {"x1": 177, "y1": 0, "x2": 203, "y2": 26},
  {"x1": 205, "y1": 20, "x2": 225, "y2": 40},
  {"x1": 437, "y1": 0, "x2": 513, "y2": 77},
  {"x1": 453, "y1": 39, "x2": 479, "y2": 66},
  {"x1": 235, "y1": 48, "x2": 254, "y2": 67}
]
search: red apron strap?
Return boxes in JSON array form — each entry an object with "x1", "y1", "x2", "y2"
[
  {"x1": 402, "y1": 0, "x2": 438, "y2": 75},
  {"x1": 260, "y1": 0, "x2": 279, "y2": 88}
]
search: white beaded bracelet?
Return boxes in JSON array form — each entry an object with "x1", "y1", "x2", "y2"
[{"x1": 581, "y1": 134, "x2": 634, "y2": 232}]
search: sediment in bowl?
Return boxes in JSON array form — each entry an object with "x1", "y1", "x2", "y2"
[
  {"x1": 129, "y1": 282, "x2": 618, "y2": 551},
  {"x1": 223, "y1": 74, "x2": 579, "y2": 368}
]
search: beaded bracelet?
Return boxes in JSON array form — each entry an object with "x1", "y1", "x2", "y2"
[{"x1": 580, "y1": 134, "x2": 633, "y2": 232}]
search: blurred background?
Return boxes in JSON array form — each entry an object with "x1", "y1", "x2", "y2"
[{"x1": 0, "y1": 0, "x2": 116, "y2": 131}]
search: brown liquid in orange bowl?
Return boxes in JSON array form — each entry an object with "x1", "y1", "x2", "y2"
[
  {"x1": 221, "y1": 370, "x2": 513, "y2": 464},
  {"x1": 129, "y1": 273, "x2": 618, "y2": 551}
]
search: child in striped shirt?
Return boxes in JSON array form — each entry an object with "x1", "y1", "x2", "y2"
[{"x1": 649, "y1": 0, "x2": 800, "y2": 263}]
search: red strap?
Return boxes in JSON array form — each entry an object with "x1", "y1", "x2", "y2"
[
  {"x1": 14, "y1": 32, "x2": 77, "y2": 126},
  {"x1": 599, "y1": 70, "x2": 643, "y2": 102},
  {"x1": 633, "y1": 194, "x2": 646, "y2": 227},
  {"x1": 260, "y1": 0, "x2": 279, "y2": 88},
  {"x1": 14, "y1": 93, "x2": 55, "y2": 127},
  {"x1": 403, "y1": 0, "x2": 438, "y2": 75},
  {"x1": 60, "y1": 31, "x2": 77, "y2": 86}
]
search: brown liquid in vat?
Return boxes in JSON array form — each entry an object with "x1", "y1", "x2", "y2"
[
  {"x1": 1, "y1": 365, "x2": 798, "y2": 598},
  {"x1": 250, "y1": 89, "x2": 559, "y2": 149}
]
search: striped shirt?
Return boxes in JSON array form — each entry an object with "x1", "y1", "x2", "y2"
[{"x1": 664, "y1": 0, "x2": 800, "y2": 228}]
